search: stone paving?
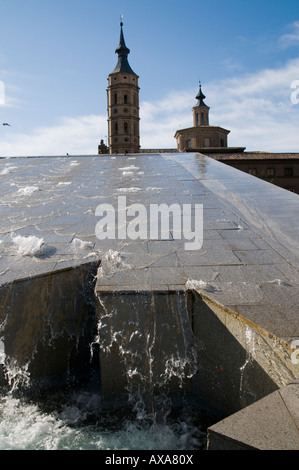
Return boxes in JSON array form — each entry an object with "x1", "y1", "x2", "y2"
[
  {"x1": 1, "y1": 152, "x2": 299, "y2": 449},
  {"x1": 1, "y1": 152, "x2": 299, "y2": 343}
]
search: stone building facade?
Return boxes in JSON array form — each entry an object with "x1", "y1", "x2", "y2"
[
  {"x1": 209, "y1": 151, "x2": 299, "y2": 195},
  {"x1": 174, "y1": 84, "x2": 231, "y2": 152}
]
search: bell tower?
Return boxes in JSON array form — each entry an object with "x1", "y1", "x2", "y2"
[
  {"x1": 174, "y1": 82, "x2": 230, "y2": 152},
  {"x1": 107, "y1": 20, "x2": 140, "y2": 154},
  {"x1": 192, "y1": 84, "x2": 210, "y2": 127}
]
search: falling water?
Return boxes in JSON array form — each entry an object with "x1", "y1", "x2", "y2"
[
  {"x1": 89, "y1": 286, "x2": 213, "y2": 450},
  {"x1": 239, "y1": 326, "x2": 257, "y2": 407},
  {"x1": 0, "y1": 281, "x2": 217, "y2": 451}
]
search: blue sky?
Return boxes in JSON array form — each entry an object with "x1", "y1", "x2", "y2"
[{"x1": 1, "y1": 0, "x2": 299, "y2": 156}]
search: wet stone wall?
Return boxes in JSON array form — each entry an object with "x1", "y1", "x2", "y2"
[
  {"x1": 0, "y1": 261, "x2": 100, "y2": 395},
  {"x1": 95, "y1": 286, "x2": 299, "y2": 419},
  {"x1": 190, "y1": 292, "x2": 298, "y2": 416},
  {"x1": 95, "y1": 290, "x2": 198, "y2": 414}
]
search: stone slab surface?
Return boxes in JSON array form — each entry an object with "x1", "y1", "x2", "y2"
[
  {"x1": 207, "y1": 382, "x2": 299, "y2": 450},
  {"x1": 1, "y1": 152, "x2": 299, "y2": 449},
  {"x1": 0, "y1": 152, "x2": 299, "y2": 345}
]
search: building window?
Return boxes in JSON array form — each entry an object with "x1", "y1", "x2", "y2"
[
  {"x1": 220, "y1": 139, "x2": 225, "y2": 147},
  {"x1": 187, "y1": 140, "x2": 192, "y2": 148},
  {"x1": 266, "y1": 168, "x2": 275, "y2": 177},
  {"x1": 196, "y1": 113, "x2": 199, "y2": 126},
  {"x1": 124, "y1": 122, "x2": 128, "y2": 134},
  {"x1": 249, "y1": 168, "x2": 257, "y2": 176},
  {"x1": 285, "y1": 167, "x2": 294, "y2": 176},
  {"x1": 114, "y1": 93, "x2": 117, "y2": 105},
  {"x1": 201, "y1": 113, "x2": 204, "y2": 125},
  {"x1": 114, "y1": 123, "x2": 118, "y2": 135},
  {"x1": 124, "y1": 95, "x2": 128, "y2": 104}
]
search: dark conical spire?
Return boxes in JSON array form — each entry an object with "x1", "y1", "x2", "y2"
[
  {"x1": 112, "y1": 21, "x2": 136, "y2": 74},
  {"x1": 196, "y1": 83, "x2": 208, "y2": 107}
]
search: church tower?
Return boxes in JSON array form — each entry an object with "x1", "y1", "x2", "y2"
[
  {"x1": 174, "y1": 83, "x2": 230, "y2": 152},
  {"x1": 192, "y1": 84, "x2": 210, "y2": 127},
  {"x1": 107, "y1": 21, "x2": 140, "y2": 154}
]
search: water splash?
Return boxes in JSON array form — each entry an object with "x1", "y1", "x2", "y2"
[
  {"x1": 11, "y1": 234, "x2": 44, "y2": 256},
  {"x1": 185, "y1": 279, "x2": 207, "y2": 290},
  {"x1": 2, "y1": 359, "x2": 31, "y2": 394},
  {"x1": 17, "y1": 186, "x2": 39, "y2": 196},
  {"x1": 71, "y1": 238, "x2": 93, "y2": 250},
  {"x1": 0, "y1": 166, "x2": 17, "y2": 176},
  {"x1": 239, "y1": 326, "x2": 256, "y2": 407},
  {"x1": 117, "y1": 187, "x2": 141, "y2": 193},
  {"x1": 0, "y1": 390, "x2": 206, "y2": 450}
]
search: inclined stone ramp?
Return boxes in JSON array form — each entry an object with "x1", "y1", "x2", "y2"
[{"x1": 0, "y1": 152, "x2": 298, "y2": 449}]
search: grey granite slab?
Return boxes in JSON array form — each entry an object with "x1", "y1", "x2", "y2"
[{"x1": 0, "y1": 152, "x2": 298, "y2": 343}]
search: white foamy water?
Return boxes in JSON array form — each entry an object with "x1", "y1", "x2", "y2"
[
  {"x1": 185, "y1": 279, "x2": 207, "y2": 290},
  {"x1": 0, "y1": 340, "x2": 5, "y2": 364},
  {"x1": 0, "y1": 166, "x2": 18, "y2": 176},
  {"x1": 12, "y1": 235, "x2": 44, "y2": 256},
  {"x1": 0, "y1": 393, "x2": 205, "y2": 450},
  {"x1": 17, "y1": 186, "x2": 39, "y2": 196},
  {"x1": 71, "y1": 238, "x2": 93, "y2": 250},
  {"x1": 119, "y1": 165, "x2": 140, "y2": 171},
  {"x1": 117, "y1": 187, "x2": 141, "y2": 193}
]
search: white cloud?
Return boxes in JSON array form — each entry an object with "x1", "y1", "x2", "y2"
[
  {"x1": 1, "y1": 57, "x2": 299, "y2": 156},
  {"x1": 140, "y1": 56, "x2": 299, "y2": 152},
  {"x1": 207, "y1": 57, "x2": 299, "y2": 151},
  {"x1": 280, "y1": 21, "x2": 299, "y2": 48},
  {"x1": 0, "y1": 114, "x2": 107, "y2": 157}
]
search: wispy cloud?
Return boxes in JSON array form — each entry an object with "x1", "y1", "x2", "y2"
[
  {"x1": 143, "y1": 57, "x2": 299, "y2": 152},
  {"x1": 279, "y1": 21, "x2": 299, "y2": 48},
  {"x1": 1, "y1": 57, "x2": 299, "y2": 156},
  {"x1": 0, "y1": 115, "x2": 107, "y2": 157},
  {"x1": 207, "y1": 57, "x2": 299, "y2": 151}
]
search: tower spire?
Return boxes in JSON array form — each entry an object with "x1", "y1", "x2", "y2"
[
  {"x1": 112, "y1": 19, "x2": 135, "y2": 74},
  {"x1": 107, "y1": 19, "x2": 140, "y2": 154},
  {"x1": 196, "y1": 82, "x2": 208, "y2": 107}
]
